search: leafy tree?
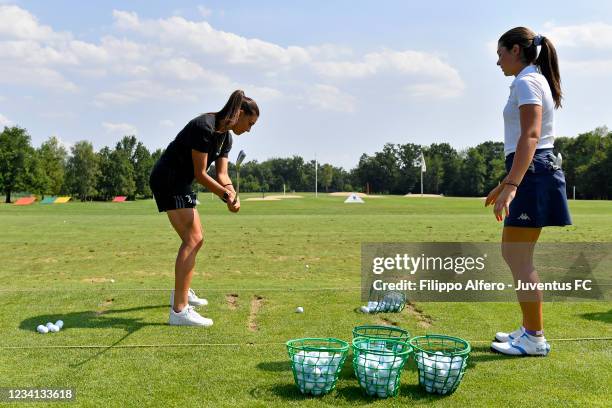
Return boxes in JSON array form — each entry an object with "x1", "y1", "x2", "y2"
[
  {"x1": 37, "y1": 136, "x2": 67, "y2": 196},
  {"x1": 0, "y1": 126, "x2": 33, "y2": 203},
  {"x1": 65, "y1": 141, "x2": 99, "y2": 201}
]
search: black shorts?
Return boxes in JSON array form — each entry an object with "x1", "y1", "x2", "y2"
[
  {"x1": 151, "y1": 190, "x2": 197, "y2": 212},
  {"x1": 149, "y1": 163, "x2": 197, "y2": 212}
]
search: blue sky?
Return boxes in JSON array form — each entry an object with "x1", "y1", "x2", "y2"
[{"x1": 1, "y1": 1, "x2": 611, "y2": 168}]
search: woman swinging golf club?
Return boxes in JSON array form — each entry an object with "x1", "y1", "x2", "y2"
[
  {"x1": 485, "y1": 27, "x2": 571, "y2": 355},
  {"x1": 149, "y1": 90, "x2": 259, "y2": 326}
]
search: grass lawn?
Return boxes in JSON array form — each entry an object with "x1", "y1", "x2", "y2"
[{"x1": 0, "y1": 194, "x2": 610, "y2": 407}]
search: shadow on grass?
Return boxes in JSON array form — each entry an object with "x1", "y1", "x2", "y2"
[
  {"x1": 580, "y1": 309, "x2": 611, "y2": 324},
  {"x1": 256, "y1": 361, "x2": 292, "y2": 372},
  {"x1": 465, "y1": 344, "x2": 517, "y2": 368},
  {"x1": 20, "y1": 304, "x2": 167, "y2": 367}
]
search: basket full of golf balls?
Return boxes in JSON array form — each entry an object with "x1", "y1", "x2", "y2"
[
  {"x1": 409, "y1": 334, "x2": 471, "y2": 395},
  {"x1": 352, "y1": 337, "x2": 412, "y2": 398},
  {"x1": 352, "y1": 325, "x2": 410, "y2": 342},
  {"x1": 286, "y1": 338, "x2": 349, "y2": 396},
  {"x1": 363, "y1": 290, "x2": 406, "y2": 313}
]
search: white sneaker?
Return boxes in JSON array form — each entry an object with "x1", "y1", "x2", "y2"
[
  {"x1": 170, "y1": 288, "x2": 208, "y2": 307},
  {"x1": 168, "y1": 305, "x2": 213, "y2": 327},
  {"x1": 491, "y1": 333, "x2": 550, "y2": 356},
  {"x1": 494, "y1": 326, "x2": 524, "y2": 342}
]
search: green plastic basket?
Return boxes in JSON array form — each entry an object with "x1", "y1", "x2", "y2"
[
  {"x1": 352, "y1": 325, "x2": 411, "y2": 342},
  {"x1": 409, "y1": 334, "x2": 471, "y2": 395},
  {"x1": 352, "y1": 337, "x2": 413, "y2": 398},
  {"x1": 286, "y1": 338, "x2": 349, "y2": 396}
]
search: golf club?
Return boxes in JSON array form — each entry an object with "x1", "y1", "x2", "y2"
[{"x1": 236, "y1": 150, "x2": 246, "y2": 195}]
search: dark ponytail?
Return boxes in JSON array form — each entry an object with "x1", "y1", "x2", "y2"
[
  {"x1": 215, "y1": 90, "x2": 260, "y2": 132},
  {"x1": 499, "y1": 27, "x2": 563, "y2": 109},
  {"x1": 535, "y1": 37, "x2": 562, "y2": 109}
]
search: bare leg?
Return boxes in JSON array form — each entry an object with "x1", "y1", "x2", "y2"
[
  {"x1": 501, "y1": 226, "x2": 543, "y2": 333},
  {"x1": 166, "y1": 208, "x2": 204, "y2": 313}
]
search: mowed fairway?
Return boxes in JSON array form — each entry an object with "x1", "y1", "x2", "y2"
[{"x1": 0, "y1": 194, "x2": 610, "y2": 407}]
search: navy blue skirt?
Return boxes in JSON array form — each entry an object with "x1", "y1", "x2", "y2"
[{"x1": 504, "y1": 148, "x2": 572, "y2": 228}]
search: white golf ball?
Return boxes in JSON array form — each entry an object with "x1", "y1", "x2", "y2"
[
  {"x1": 46, "y1": 322, "x2": 54, "y2": 329},
  {"x1": 36, "y1": 325, "x2": 48, "y2": 334},
  {"x1": 55, "y1": 320, "x2": 64, "y2": 329},
  {"x1": 360, "y1": 305, "x2": 370, "y2": 313},
  {"x1": 48, "y1": 324, "x2": 59, "y2": 333},
  {"x1": 305, "y1": 264, "x2": 310, "y2": 269},
  {"x1": 295, "y1": 306, "x2": 304, "y2": 313}
]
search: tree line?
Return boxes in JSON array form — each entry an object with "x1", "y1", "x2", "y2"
[{"x1": 1, "y1": 125, "x2": 611, "y2": 202}]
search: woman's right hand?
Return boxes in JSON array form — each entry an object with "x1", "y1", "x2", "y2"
[
  {"x1": 485, "y1": 183, "x2": 504, "y2": 207},
  {"x1": 227, "y1": 192, "x2": 240, "y2": 213}
]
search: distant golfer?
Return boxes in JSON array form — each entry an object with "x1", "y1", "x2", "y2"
[
  {"x1": 149, "y1": 90, "x2": 259, "y2": 326},
  {"x1": 486, "y1": 27, "x2": 571, "y2": 355}
]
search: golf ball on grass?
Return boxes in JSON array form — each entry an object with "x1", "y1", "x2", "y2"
[
  {"x1": 55, "y1": 320, "x2": 64, "y2": 329},
  {"x1": 36, "y1": 325, "x2": 48, "y2": 334},
  {"x1": 295, "y1": 307, "x2": 304, "y2": 313}
]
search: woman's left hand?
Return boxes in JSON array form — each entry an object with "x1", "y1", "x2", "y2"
[{"x1": 493, "y1": 185, "x2": 517, "y2": 221}]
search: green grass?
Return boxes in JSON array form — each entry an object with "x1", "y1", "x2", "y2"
[{"x1": 0, "y1": 194, "x2": 610, "y2": 407}]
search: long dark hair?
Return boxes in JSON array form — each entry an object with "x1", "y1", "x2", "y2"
[
  {"x1": 214, "y1": 90, "x2": 259, "y2": 132},
  {"x1": 499, "y1": 27, "x2": 562, "y2": 109}
]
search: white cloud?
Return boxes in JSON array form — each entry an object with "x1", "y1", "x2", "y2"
[
  {"x1": 313, "y1": 50, "x2": 465, "y2": 98},
  {"x1": 112, "y1": 10, "x2": 312, "y2": 68},
  {"x1": 157, "y1": 57, "x2": 230, "y2": 82},
  {"x1": 564, "y1": 59, "x2": 612, "y2": 75},
  {"x1": 545, "y1": 22, "x2": 612, "y2": 49},
  {"x1": 197, "y1": 5, "x2": 212, "y2": 18},
  {"x1": 102, "y1": 122, "x2": 137, "y2": 135},
  {"x1": 94, "y1": 80, "x2": 199, "y2": 107},
  {"x1": 306, "y1": 84, "x2": 356, "y2": 113},
  {"x1": 0, "y1": 5, "x2": 70, "y2": 42},
  {"x1": 0, "y1": 113, "x2": 12, "y2": 127},
  {"x1": 0, "y1": 65, "x2": 78, "y2": 91}
]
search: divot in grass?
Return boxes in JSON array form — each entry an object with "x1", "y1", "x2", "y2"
[
  {"x1": 226, "y1": 294, "x2": 239, "y2": 310},
  {"x1": 406, "y1": 301, "x2": 434, "y2": 328},
  {"x1": 248, "y1": 295, "x2": 264, "y2": 332}
]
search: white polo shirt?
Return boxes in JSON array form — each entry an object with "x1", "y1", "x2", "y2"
[{"x1": 503, "y1": 64, "x2": 555, "y2": 156}]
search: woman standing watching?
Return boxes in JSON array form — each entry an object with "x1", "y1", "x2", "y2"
[
  {"x1": 485, "y1": 28, "x2": 571, "y2": 355},
  {"x1": 150, "y1": 90, "x2": 259, "y2": 326}
]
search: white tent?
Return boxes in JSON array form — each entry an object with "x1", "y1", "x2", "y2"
[{"x1": 344, "y1": 193, "x2": 364, "y2": 203}]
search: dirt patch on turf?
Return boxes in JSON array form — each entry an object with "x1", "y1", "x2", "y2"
[
  {"x1": 376, "y1": 316, "x2": 400, "y2": 326},
  {"x1": 244, "y1": 197, "x2": 281, "y2": 201},
  {"x1": 328, "y1": 192, "x2": 367, "y2": 197},
  {"x1": 248, "y1": 295, "x2": 264, "y2": 332},
  {"x1": 95, "y1": 298, "x2": 114, "y2": 316},
  {"x1": 405, "y1": 301, "x2": 433, "y2": 328},
  {"x1": 226, "y1": 294, "x2": 239, "y2": 310},
  {"x1": 82, "y1": 277, "x2": 114, "y2": 283},
  {"x1": 403, "y1": 193, "x2": 444, "y2": 198},
  {"x1": 266, "y1": 195, "x2": 303, "y2": 199}
]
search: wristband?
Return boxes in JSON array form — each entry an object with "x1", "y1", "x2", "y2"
[
  {"x1": 505, "y1": 181, "x2": 519, "y2": 188},
  {"x1": 221, "y1": 191, "x2": 230, "y2": 203},
  {"x1": 223, "y1": 183, "x2": 233, "y2": 187}
]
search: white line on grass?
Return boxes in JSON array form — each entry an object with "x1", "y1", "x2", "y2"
[
  {"x1": 0, "y1": 287, "x2": 364, "y2": 292},
  {"x1": 0, "y1": 337, "x2": 610, "y2": 350}
]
